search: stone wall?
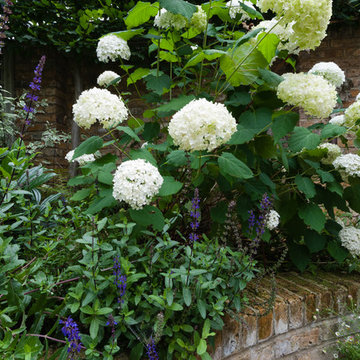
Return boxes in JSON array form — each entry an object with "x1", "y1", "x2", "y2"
[{"x1": 212, "y1": 272, "x2": 360, "y2": 360}]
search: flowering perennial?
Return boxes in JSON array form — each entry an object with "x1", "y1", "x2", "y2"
[
  {"x1": 112, "y1": 159, "x2": 163, "y2": 210},
  {"x1": 332, "y1": 153, "x2": 360, "y2": 180},
  {"x1": 190, "y1": 5, "x2": 207, "y2": 32},
  {"x1": 189, "y1": 188, "x2": 200, "y2": 242},
  {"x1": 318, "y1": 143, "x2": 342, "y2": 165},
  {"x1": 257, "y1": 0, "x2": 332, "y2": 51},
  {"x1": 309, "y1": 62, "x2": 345, "y2": 88},
  {"x1": 113, "y1": 256, "x2": 127, "y2": 304},
  {"x1": 329, "y1": 114, "x2": 345, "y2": 126},
  {"x1": 146, "y1": 337, "x2": 159, "y2": 360},
  {"x1": 72, "y1": 88, "x2": 128, "y2": 129},
  {"x1": 65, "y1": 150, "x2": 95, "y2": 166},
  {"x1": 96, "y1": 34, "x2": 131, "y2": 62},
  {"x1": 23, "y1": 55, "x2": 46, "y2": 125},
  {"x1": 226, "y1": 0, "x2": 256, "y2": 21},
  {"x1": 339, "y1": 226, "x2": 360, "y2": 257},
  {"x1": 59, "y1": 317, "x2": 83, "y2": 359},
  {"x1": 97, "y1": 71, "x2": 120, "y2": 87},
  {"x1": 168, "y1": 98, "x2": 237, "y2": 152},
  {"x1": 266, "y1": 210, "x2": 280, "y2": 230},
  {"x1": 277, "y1": 73, "x2": 337, "y2": 119},
  {"x1": 154, "y1": 9, "x2": 187, "y2": 31},
  {"x1": 344, "y1": 101, "x2": 360, "y2": 129}
]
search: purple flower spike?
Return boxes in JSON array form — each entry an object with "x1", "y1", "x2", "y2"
[
  {"x1": 146, "y1": 337, "x2": 159, "y2": 360},
  {"x1": 59, "y1": 317, "x2": 83, "y2": 359},
  {"x1": 189, "y1": 188, "x2": 200, "y2": 243},
  {"x1": 113, "y1": 255, "x2": 127, "y2": 304}
]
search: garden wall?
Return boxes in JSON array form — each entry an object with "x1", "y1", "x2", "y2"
[
  {"x1": 212, "y1": 272, "x2": 360, "y2": 360},
  {"x1": 1, "y1": 22, "x2": 360, "y2": 169}
]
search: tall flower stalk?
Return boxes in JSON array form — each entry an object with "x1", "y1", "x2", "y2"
[
  {"x1": 59, "y1": 317, "x2": 83, "y2": 360},
  {"x1": 113, "y1": 255, "x2": 127, "y2": 305},
  {"x1": 146, "y1": 337, "x2": 159, "y2": 360}
]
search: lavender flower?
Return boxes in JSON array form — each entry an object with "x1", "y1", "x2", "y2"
[
  {"x1": 189, "y1": 188, "x2": 200, "y2": 243},
  {"x1": 59, "y1": 317, "x2": 83, "y2": 359},
  {"x1": 113, "y1": 255, "x2": 127, "y2": 304},
  {"x1": 146, "y1": 337, "x2": 159, "y2": 360},
  {"x1": 106, "y1": 314, "x2": 118, "y2": 348},
  {"x1": 23, "y1": 55, "x2": 46, "y2": 125},
  {"x1": 0, "y1": 0, "x2": 13, "y2": 53}
]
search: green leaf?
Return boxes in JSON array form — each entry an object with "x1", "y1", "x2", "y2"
[
  {"x1": 225, "y1": 91, "x2": 251, "y2": 107},
  {"x1": 110, "y1": 28, "x2": 145, "y2": 41},
  {"x1": 166, "y1": 289, "x2": 174, "y2": 306},
  {"x1": 289, "y1": 243, "x2": 310, "y2": 272},
  {"x1": 289, "y1": 127, "x2": 321, "y2": 152},
  {"x1": 218, "y1": 153, "x2": 253, "y2": 179},
  {"x1": 233, "y1": 28, "x2": 264, "y2": 48},
  {"x1": 166, "y1": 150, "x2": 187, "y2": 166},
  {"x1": 197, "y1": 339, "x2": 207, "y2": 355},
  {"x1": 129, "y1": 149, "x2": 157, "y2": 166},
  {"x1": 197, "y1": 299, "x2": 206, "y2": 319},
  {"x1": 304, "y1": 229, "x2": 326, "y2": 253},
  {"x1": 344, "y1": 184, "x2": 360, "y2": 213},
  {"x1": 125, "y1": 1, "x2": 159, "y2": 28},
  {"x1": 321, "y1": 124, "x2": 347, "y2": 139},
  {"x1": 272, "y1": 112, "x2": 299, "y2": 143},
  {"x1": 158, "y1": 176, "x2": 183, "y2": 196},
  {"x1": 127, "y1": 68, "x2": 150, "y2": 86},
  {"x1": 156, "y1": 95, "x2": 196, "y2": 116},
  {"x1": 228, "y1": 108, "x2": 272, "y2": 144},
  {"x1": 96, "y1": 307, "x2": 113, "y2": 315},
  {"x1": 295, "y1": 175, "x2": 316, "y2": 199},
  {"x1": 257, "y1": 33, "x2": 280, "y2": 63},
  {"x1": 145, "y1": 74, "x2": 171, "y2": 95},
  {"x1": 73, "y1": 136, "x2": 103, "y2": 158},
  {"x1": 169, "y1": 302, "x2": 183, "y2": 311},
  {"x1": 159, "y1": 0, "x2": 197, "y2": 19},
  {"x1": 220, "y1": 43, "x2": 268, "y2": 86},
  {"x1": 298, "y1": 203, "x2": 326, "y2": 233},
  {"x1": 80, "y1": 305, "x2": 94, "y2": 315},
  {"x1": 327, "y1": 240, "x2": 348, "y2": 263},
  {"x1": 129, "y1": 205, "x2": 165, "y2": 231},
  {"x1": 86, "y1": 195, "x2": 117, "y2": 215},
  {"x1": 258, "y1": 67, "x2": 283, "y2": 87},
  {"x1": 70, "y1": 188, "x2": 91, "y2": 201},
  {"x1": 183, "y1": 287, "x2": 192, "y2": 307},
  {"x1": 202, "y1": 319, "x2": 211, "y2": 338},
  {"x1": 116, "y1": 126, "x2": 141, "y2": 141}
]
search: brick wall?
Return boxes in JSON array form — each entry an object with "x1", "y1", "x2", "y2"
[{"x1": 212, "y1": 272, "x2": 360, "y2": 360}]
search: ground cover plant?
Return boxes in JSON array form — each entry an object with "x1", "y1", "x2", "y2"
[{"x1": 1, "y1": 0, "x2": 360, "y2": 359}]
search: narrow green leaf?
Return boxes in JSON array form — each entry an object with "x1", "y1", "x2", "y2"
[
  {"x1": 197, "y1": 299, "x2": 206, "y2": 319},
  {"x1": 183, "y1": 287, "x2": 192, "y2": 307},
  {"x1": 73, "y1": 136, "x2": 103, "y2": 158},
  {"x1": 218, "y1": 152, "x2": 253, "y2": 179},
  {"x1": 197, "y1": 339, "x2": 207, "y2": 355}
]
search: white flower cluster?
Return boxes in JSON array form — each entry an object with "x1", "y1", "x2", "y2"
[
  {"x1": 318, "y1": 143, "x2": 342, "y2": 165},
  {"x1": 73, "y1": 88, "x2": 128, "y2": 129},
  {"x1": 339, "y1": 225, "x2": 360, "y2": 257},
  {"x1": 65, "y1": 150, "x2": 95, "y2": 166},
  {"x1": 329, "y1": 114, "x2": 345, "y2": 126},
  {"x1": 154, "y1": 9, "x2": 187, "y2": 31},
  {"x1": 190, "y1": 6, "x2": 207, "y2": 32},
  {"x1": 97, "y1": 71, "x2": 120, "y2": 87},
  {"x1": 266, "y1": 210, "x2": 280, "y2": 230},
  {"x1": 112, "y1": 159, "x2": 163, "y2": 210},
  {"x1": 168, "y1": 98, "x2": 237, "y2": 152},
  {"x1": 96, "y1": 34, "x2": 131, "y2": 62},
  {"x1": 226, "y1": 0, "x2": 256, "y2": 21},
  {"x1": 277, "y1": 73, "x2": 337, "y2": 119},
  {"x1": 333, "y1": 153, "x2": 360, "y2": 181},
  {"x1": 257, "y1": 0, "x2": 332, "y2": 51},
  {"x1": 344, "y1": 101, "x2": 360, "y2": 130},
  {"x1": 309, "y1": 62, "x2": 345, "y2": 88},
  {"x1": 356, "y1": 93, "x2": 360, "y2": 101}
]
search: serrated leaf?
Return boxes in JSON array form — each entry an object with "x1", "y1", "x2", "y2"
[
  {"x1": 344, "y1": 184, "x2": 360, "y2": 213},
  {"x1": 158, "y1": 176, "x2": 183, "y2": 196},
  {"x1": 145, "y1": 74, "x2": 171, "y2": 95},
  {"x1": 218, "y1": 152, "x2": 253, "y2": 179},
  {"x1": 257, "y1": 33, "x2": 280, "y2": 64},
  {"x1": 166, "y1": 150, "x2": 188, "y2": 166},
  {"x1": 298, "y1": 203, "x2": 326, "y2": 233},
  {"x1": 288, "y1": 243, "x2": 310, "y2": 272},
  {"x1": 272, "y1": 112, "x2": 299, "y2": 143},
  {"x1": 73, "y1": 136, "x2": 103, "y2": 158},
  {"x1": 328, "y1": 240, "x2": 348, "y2": 263},
  {"x1": 304, "y1": 229, "x2": 326, "y2": 253},
  {"x1": 156, "y1": 95, "x2": 196, "y2": 116},
  {"x1": 289, "y1": 127, "x2": 321, "y2": 152},
  {"x1": 321, "y1": 124, "x2": 347, "y2": 139},
  {"x1": 125, "y1": 1, "x2": 159, "y2": 28},
  {"x1": 70, "y1": 188, "x2": 91, "y2": 201},
  {"x1": 129, "y1": 149, "x2": 157, "y2": 166},
  {"x1": 295, "y1": 175, "x2": 316, "y2": 199},
  {"x1": 127, "y1": 67, "x2": 150, "y2": 86},
  {"x1": 159, "y1": 0, "x2": 197, "y2": 19},
  {"x1": 116, "y1": 126, "x2": 141, "y2": 141},
  {"x1": 109, "y1": 28, "x2": 145, "y2": 41},
  {"x1": 129, "y1": 205, "x2": 165, "y2": 231}
]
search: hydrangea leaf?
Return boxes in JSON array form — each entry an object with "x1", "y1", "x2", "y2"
[
  {"x1": 288, "y1": 127, "x2": 321, "y2": 152},
  {"x1": 218, "y1": 152, "x2": 253, "y2": 179},
  {"x1": 125, "y1": 1, "x2": 159, "y2": 29},
  {"x1": 228, "y1": 108, "x2": 272, "y2": 144},
  {"x1": 127, "y1": 67, "x2": 150, "y2": 86},
  {"x1": 109, "y1": 28, "x2": 145, "y2": 41},
  {"x1": 225, "y1": 91, "x2": 251, "y2": 107},
  {"x1": 159, "y1": 0, "x2": 197, "y2": 19},
  {"x1": 257, "y1": 34, "x2": 280, "y2": 64},
  {"x1": 144, "y1": 74, "x2": 171, "y2": 95},
  {"x1": 298, "y1": 203, "x2": 326, "y2": 233},
  {"x1": 288, "y1": 243, "x2": 310, "y2": 272},
  {"x1": 304, "y1": 229, "x2": 326, "y2": 253},
  {"x1": 295, "y1": 175, "x2": 316, "y2": 199},
  {"x1": 129, "y1": 205, "x2": 165, "y2": 231},
  {"x1": 158, "y1": 176, "x2": 183, "y2": 196},
  {"x1": 327, "y1": 240, "x2": 348, "y2": 263},
  {"x1": 73, "y1": 136, "x2": 103, "y2": 158},
  {"x1": 220, "y1": 43, "x2": 268, "y2": 86},
  {"x1": 258, "y1": 67, "x2": 283, "y2": 87},
  {"x1": 156, "y1": 95, "x2": 196, "y2": 116},
  {"x1": 321, "y1": 124, "x2": 347, "y2": 139},
  {"x1": 86, "y1": 195, "x2": 117, "y2": 215},
  {"x1": 129, "y1": 149, "x2": 157, "y2": 166},
  {"x1": 271, "y1": 112, "x2": 299, "y2": 143},
  {"x1": 344, "y1": 184, "x2": 360, "y2": 213}
]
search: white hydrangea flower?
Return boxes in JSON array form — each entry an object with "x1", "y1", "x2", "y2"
[
  {"x1": 190, "y1": 5, "x2": 207, "y2": 32},
  {"x1": 266, "y1": 210, "x2": 280, "y2": 230},
  {"x1": 112, "y1": 159, "x2": 163, "y2": 210},
  {"x1": 168, "y1": 98, "x2": 237, "y2": 152},
  {"x1": 65, "y1": 150, "x2": 95, "y2": 166},
  {"x1": 329, "y1": 114, "x2": 345, "y2": 126},
  {"x1": 96, "y1": 34, "x2": 131, "y2": 62},
  {"x1": 257, "y1": 0, "x2": 332, "y2": 51},
  {"x1": 277, "y1": 73, "x2": 337, "y2": 119},
  {"x1": 73, "y1": 88, "x2": 128, "y2": 129},
  {"x1": 356, "y1": 93, "x2": 360, "y2": 101},
  {"x1": 333, "y1": 153, "x2": 360, "y2": 182},
  {"x1": 318, "y1": 143, "x2": 342, "y2": 165},
  {"x1": 154, "y1": 9, "x2": 187, "y2": 31},
  {"x1": 344, "y1": 101, "x2": 360, "y2": 129},
  {"x1": 226, "y1": 0, "x2": 256, "y2": 21},
  {"x1": 308, "y1": 62, "x2": 345, "y2": 88},
  {"x1": 339, "y1": 225, "x2": 360, "y2": 257},
  {"x1": 97, "y1": 71, "x2": 120, "y2": 87}
]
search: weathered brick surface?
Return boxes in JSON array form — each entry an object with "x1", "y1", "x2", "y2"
[{"x1": 215, "y1": 273, "x2": 360, "y2": 360}]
